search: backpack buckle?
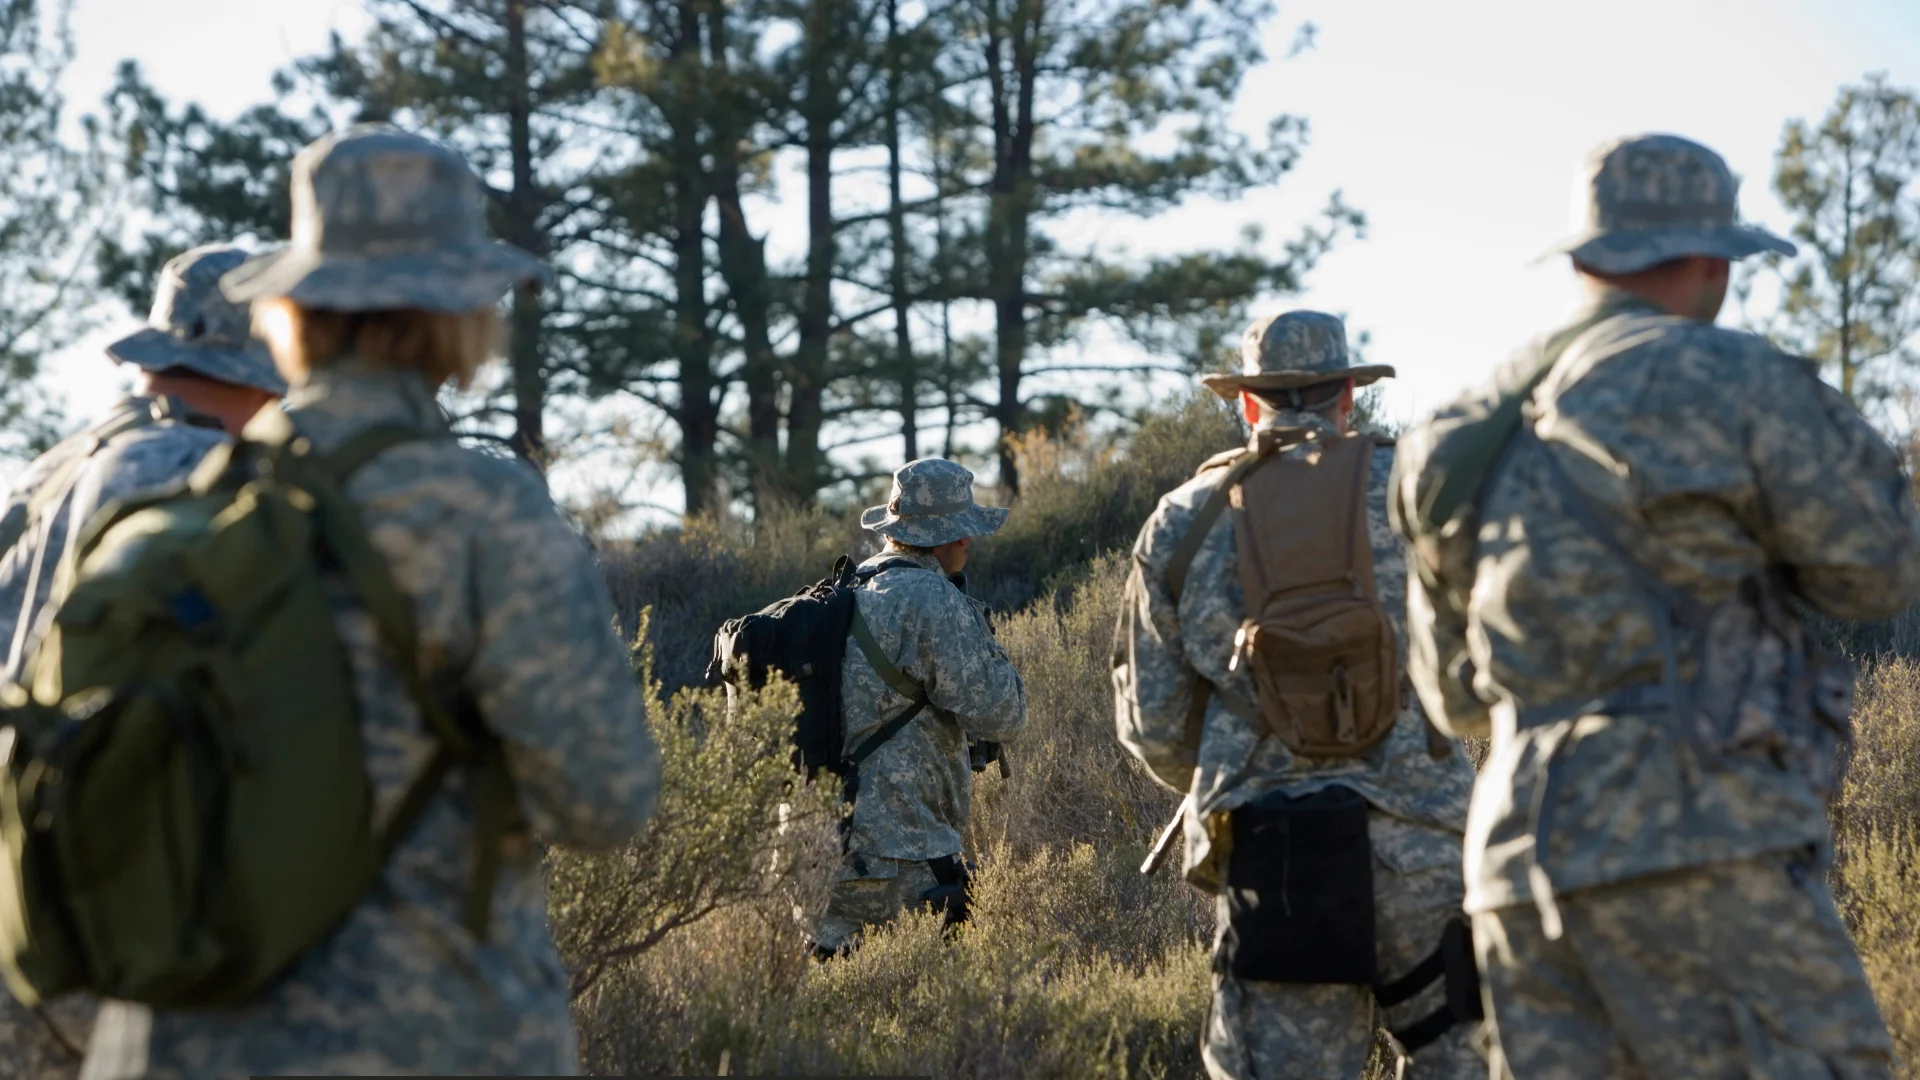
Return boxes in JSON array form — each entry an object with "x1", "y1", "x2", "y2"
[{"x1": 165, "y1": 588, "x2": 223, "y2": 645}]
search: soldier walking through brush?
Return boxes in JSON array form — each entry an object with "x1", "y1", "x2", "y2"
[
  {"x1": 1392, "y1": 133, "x2": 1920, "y2": 1079},
  {"x1": 0, "y1": 244, "x2": 284, "y2": 1080},
  {"x1": 1114, "y1": 311, "x2": 1482, "y2": 1080},
  {"x1": 808, "y1": 459, "x2": 1028, "y2": 955},
  {"x1": 69, "y1": 125, "x2": 660, "y2": 1079}
]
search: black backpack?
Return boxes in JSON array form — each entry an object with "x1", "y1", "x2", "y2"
[{"x1": 707, "y1": 556, "x2": 931, "y2": 788}]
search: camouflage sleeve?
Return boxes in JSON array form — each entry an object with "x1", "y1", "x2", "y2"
[
  {"x1": 912, "y1": 579, "x2": 1026, "y2": 740},
  {"x1": 1406, "y1": 566, "x2": 1491, "y2": 739},
  {"x1": 470, "y1": 471, "x2": 660, "y2": 850},
  {"x1": 1748, "y1": 355, "x2": 1920, "y2": 619},
  {"x1": 1111, "y1": 512, "x2": 1201, "y2": 793}
]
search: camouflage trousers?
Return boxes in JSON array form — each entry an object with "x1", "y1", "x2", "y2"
[
  {"x1": 810, "y1": 854, "x2": 945, "y2": 953},
  {"x1": 1476, "y1": 850, "x2": 1893, "y2": 1080},
  {"x1": 1204, "y1": 812, "x2": 1482, "y2": 1080},
  {"x1": 0, "y1": 994, "x2": 93, "y2": 1080}
]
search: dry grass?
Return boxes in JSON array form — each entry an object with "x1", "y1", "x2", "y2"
[{"x1": 557, "y1": 395, "x2": 1920, "y2": 1079}]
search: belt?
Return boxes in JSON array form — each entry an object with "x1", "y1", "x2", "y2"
[{"x1": 1515, "y1": 680, "x2": 1674, "y2": 940}]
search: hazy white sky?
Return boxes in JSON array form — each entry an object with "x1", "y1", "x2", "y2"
[{"x1": 35, "y1": 0, "x2": 1920, "y2": 487}]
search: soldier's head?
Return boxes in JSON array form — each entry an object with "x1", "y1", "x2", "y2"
[
  {"x1": 105, "y1": 244, "x2": 288, "y2": 435},
  {"x1": 1541, "y1": 134, "x2": 1795, "y2": 323},
  {"x1": 221, "y1": 126, "x2": 542, "y2": 394},
  {"x1": 1203, "y1": 311, "x2": 1391, "y2": 433},
  {"x1": 861, "y1": 459, "x2": 1008, "y2": 574}
]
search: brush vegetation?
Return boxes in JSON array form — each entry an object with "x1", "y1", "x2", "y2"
[{"x1": 553, "y1": 395, "x2": 1920, "y2": 1078}]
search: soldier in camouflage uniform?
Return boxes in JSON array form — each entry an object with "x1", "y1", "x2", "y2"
[
  {"x1": 0, "y1": 244, "x2": 285, "y2": 1080},
  {"x1": 80, "y1": 127, "x2": 661, "y2": 1078},
  {"x1": 811, "y1": 459, "x2": 1028, "y2": 954},
  {"x1": 1113, "y1": 311, "x2": 1481, "y2": 1080},
  {"x1": 1392, "y1": 134, "x2": 1920, "y2": 1079}
]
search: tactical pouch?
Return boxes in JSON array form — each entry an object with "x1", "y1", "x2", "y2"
[
  {"x1": 1217, "y1": 785, "x2": 1376, "y2": 985},
  {"x1": 922, "y1": 854, "x2": 971, "y2": 930}
]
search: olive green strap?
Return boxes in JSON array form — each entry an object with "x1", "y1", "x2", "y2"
[
  {"x1": 302, "y1": 423, "x2": 515, "y2": 941},
  {"x1": 1415, "y1": 301, "x2": 1631, "y2": 533},
  {"x1": 849, "y1": 602, "x2": 926, "y2": 701},
  {"x1": 1165, "y1": 449, "x2": 1267, "y2": 602}
]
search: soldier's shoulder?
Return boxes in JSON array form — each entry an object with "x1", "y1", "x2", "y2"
[
  {"x1": 1613, "y1": 317, "x2": 1800, "y2": 387},
  {"x1": 361, "y1": 438, "x2": 557, "y2": 523}
]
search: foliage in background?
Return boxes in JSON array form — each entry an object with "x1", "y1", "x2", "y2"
[
  {"x1": 0, "y1": 0, "x2": 116, "y2": 457},
  {"x1": 603, "y1": 392, "x2": 1244, "y2": 690},
  {"x1": 1745, "y1": 73, "x2": 1920, "y2": 410},
  {"x1": 548, "y1": 612, "x2": 843, "y2": 1006}
]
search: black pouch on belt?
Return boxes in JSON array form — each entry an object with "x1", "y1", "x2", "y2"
[{"x1": 1218, "y1": 784, "x2": 1376, "y2": 985}]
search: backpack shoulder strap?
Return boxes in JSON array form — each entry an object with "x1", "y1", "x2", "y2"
[
  {"x1": 841, "y1": 561, "x2": 935, "y2": 774},
  {"x1": 1418, "y1": 305, "x2": 1622, "y2": 533},
  {"x1": 3, "y1": 401, "x2": 180, "y2": 558},
  {"x1": 1165, "y1": 439, "x2": 1288, "y2": 602},
  {"x1": 293, "y1": 423, "x2": 516, "y2": 940}
]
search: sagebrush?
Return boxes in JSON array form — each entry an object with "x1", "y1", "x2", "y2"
[{"x1": 555, "y1": 398, "x2": 1920, "y2": 1078}]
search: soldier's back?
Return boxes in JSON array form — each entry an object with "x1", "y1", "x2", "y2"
[{"x1": 82, "y1": 365, "x2": 659, "y2": 1079}]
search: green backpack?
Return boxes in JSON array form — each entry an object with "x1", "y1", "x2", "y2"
[{"x1": 0, "y1": 412, "x2": 515, "y2": 1010}]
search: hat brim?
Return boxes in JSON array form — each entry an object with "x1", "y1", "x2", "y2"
[
  {"x1": 1201, "y1": 364, "x2": 1395, "y2": 401},
  {"x1": 860, "y1": 503, "x2": 1009, "y2": 547},
  {"x1": 1535, "y1": 223, "x2": 1797, "y2": 275},
  {"x1": 104, "y1": 327, "x2": 289, "y2": 395},
  {"x1": 220, "y1": 241, "x2": 545, "y2": 313}
]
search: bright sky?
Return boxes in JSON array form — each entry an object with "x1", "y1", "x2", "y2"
[{"x1": 34, "y1": 0, "x2": 1920, "y2": 493}]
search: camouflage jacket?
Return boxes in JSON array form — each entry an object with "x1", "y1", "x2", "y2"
[
  {"x1": 1397, "y1": 291, "x2": 1920, "y2": 913},
  {"x1": 0, "y1": 396, "x2": 226, "y2": 1080},
  {"x1": 1113, "y1": 411, "x2": 1475, "y2": 891},
  {"x1": 839, "y1": 550, "x2": 1027, "y2": 865},
  {"x1": 82, "y1": 363, "x2": 661, "y2": 1079},
  {"x1": 0, "y1": 397, "x2": 228, "y2": 680}
]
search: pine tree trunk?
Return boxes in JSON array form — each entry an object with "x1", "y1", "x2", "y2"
[
  {"x1": 671, "y1": 0, "x2": 718, "y2": 515},
  {"x1": 706, "y1": 5, "x2": 783, "y2": 510},
  {"x1": 886, "y1": 0, "x2": 918, "y2": 463},
  {"x1": 503, "y1": 0, "x2": 546, "y2": 466}
]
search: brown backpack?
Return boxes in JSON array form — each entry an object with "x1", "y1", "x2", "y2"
[{"x1": 1167, "y1": 427, "x2": 1401, "y2": 758}]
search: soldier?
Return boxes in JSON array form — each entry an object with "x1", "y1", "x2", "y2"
[
  {"x1": 79, "y1": 126, "x2": 660, "y2": 1078},
  {"x1": 1113, "y1": 311, "x2": 1481, "y2": 1080},
  {"x1": 810, "y1": 459, "x2": 1028, "y2": 955},
  {"x1": 0, "y1": 244, "x2": 284, "y2": 1080},
  {"x1": 1391, "y1": 134, "x2": 1920, "y2": 1078}
]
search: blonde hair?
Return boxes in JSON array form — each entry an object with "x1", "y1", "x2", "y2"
[{"x1": 254, "y1": 297, "x2": 500, "y2": 391}]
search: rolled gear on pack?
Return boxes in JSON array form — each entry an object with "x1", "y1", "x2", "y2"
[{"x1": 0, "y1": 410, "x2": 518, "y2": 1010}]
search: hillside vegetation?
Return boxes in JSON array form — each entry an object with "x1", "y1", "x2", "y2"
[{"x1": 552, "y1": 396, "x2": 1920, "y2": 1078}]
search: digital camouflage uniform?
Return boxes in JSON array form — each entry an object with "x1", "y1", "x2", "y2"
[
  {"x1": 1394, "y1": 135, "x2": 1920, "y2": 1080},
  {"x1": 1115, "y1": 311, "x2": 1480, "y2": 1080},
  {"x1": 813, "y1": 459, "x2": 1027, "y2": 951},
  {"x1": 80, "y1": 127, "x2": 661, "y2": 1079},
  {"x1": 0, "y1": 245, "x2": 283, "y2": 1080}
]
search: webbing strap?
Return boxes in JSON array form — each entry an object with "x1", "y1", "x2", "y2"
[
  {"x1": 1415, "y1": 299, "x2": 1631, "y2": 533},
  {"x1": 1165, "y1": 449, "x2": 1267, "y2": 602},
  {"x1": 301, "y1": 422, "x2": 516, "y2": 940},
  {"x1": 848, "y1": 602, "x2": 925, "y2": 702}
]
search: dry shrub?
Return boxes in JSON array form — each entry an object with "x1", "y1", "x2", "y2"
[
  {"x1": 551, "y1": 615, "x2": 842, "y2": 1040},
  {"x1": 576, "y1": 843, "x2": 1212, "y2": 1079},
  {"x1": 969, "y1": 395, "x2": 1244, "y2": 608},
  {"x1": 1832, "y1": 655, "x2": 1920, "y2": 1076}
]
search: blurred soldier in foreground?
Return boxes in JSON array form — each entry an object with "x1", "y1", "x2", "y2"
[
  {"x1": 1113, "y1": 311, "x2": 1481, "y2": 1079},
  {"x1": 78, "y1": 126, "x2": 660, "y2": 1078},
  {"x1": 1392, "y1": 134, "x2": 1920, "y2": 1079},
  {"x1": 0, "y1": 244, "x2": 284, "y2": 1080},
  {"x1": 810, "y1": 459, "x2": 1027, "y2": 955}
]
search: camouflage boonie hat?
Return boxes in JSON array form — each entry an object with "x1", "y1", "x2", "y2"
[
  {"x1": 1201, "y1": 310, "x2": 1391, "y2": 401},
  {"x1": 221, "y1": 125, "x2": 543, "y2": 313},
  {"x1": 105, "y1": 245, "x2": 287, "y2": 395},
  {"x1": 1539, "y1": 133, "x2": 1796, "y2": 274},
  {"x1": 861, "y1": 459, "x2": 1009, "y2": 548}
]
